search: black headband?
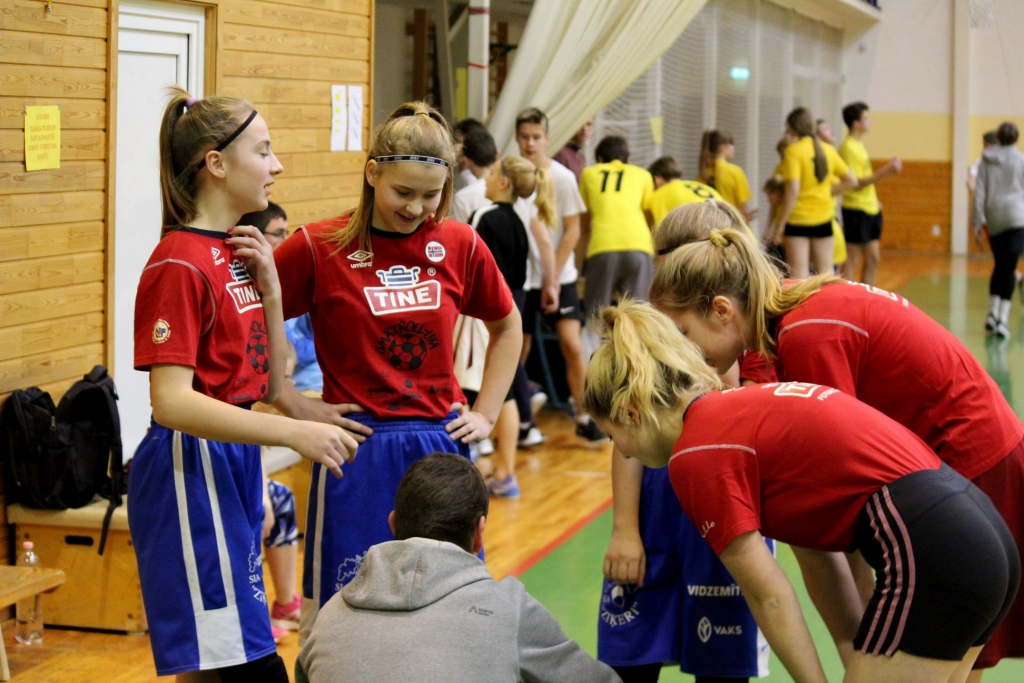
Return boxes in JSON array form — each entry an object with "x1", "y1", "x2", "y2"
[
  {"x1": 374, "y1": 154, "x2": 450, "y2": 169},
  {"x1": 197, "y1": 110, "x2": 259, "y2": 169}
]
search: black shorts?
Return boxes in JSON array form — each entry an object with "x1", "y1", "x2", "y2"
[
  {"x1": 784, "y1": 221, "x2": 833, "y2": 238},
  {"x1": 521, "y1": 283, "x2": 585, "y2": 334},
  {"x1": 853, "y1": 464, "x2": 1020, "y2": 661},
  {"x1": 842, "y1": 209, "x2": 883, "y2": 244}
]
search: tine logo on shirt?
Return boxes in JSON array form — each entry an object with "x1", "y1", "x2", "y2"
[
  {"x1": 226, "y1": 259, "x2": 263, "y2": 313},
  {"x1": 364, "y1": 265, "x2": 441, "y2": 316}
]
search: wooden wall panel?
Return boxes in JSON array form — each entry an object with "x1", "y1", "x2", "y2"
[
  {"x1": 0, "y1": 0, "x2": 373, "y2": 562},
  {"x1": 875, "y1": 160, "x2": 953, "y2": 253}
]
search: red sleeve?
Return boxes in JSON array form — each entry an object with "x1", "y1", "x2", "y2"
[
  {"x1": 134, "y1": 260, "x2": 210, "y2": 371},
  {"x1": 670, "y1": 445, "x2": 761, "y2": 554},
  {"x1": 460, "y1": 230, "x2": 515, "y2": 321},
  {"x1": 739, "y1": 351, "x2": 777, "y2": 384},
  {"x1": 776, "y1": 323, "x2": 860, "y2": 394},
  {"x1": 275, "y1": 227, "x2": 317, "y2": 320}
]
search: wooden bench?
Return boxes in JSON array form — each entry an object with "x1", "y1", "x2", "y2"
[
  {"x1": 7, "y1": 501, "x2": 144, "y2": 634},
  {"x1": 0, "y1": 565, "x2": 65, "y2": 680}
]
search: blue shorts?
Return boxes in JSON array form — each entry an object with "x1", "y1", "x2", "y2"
[
  {"x1": 264, "y1": 480, "x2": 298, "y2": 548},
  {"x1": 597, "y1": 466, "x2": 773, "y2": 677},
  {"x1": 302, "y1": 412, "x2": 470, "y2": 611},
  {"x1": 127, "y1": 423, "x2": 276, "y2": 676}
]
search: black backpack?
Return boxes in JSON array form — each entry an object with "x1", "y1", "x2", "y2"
[{"x1": 1, "y1": 366, "x2": 125, "y2": 555}]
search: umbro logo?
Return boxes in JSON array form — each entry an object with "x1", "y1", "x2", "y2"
[{"x1": 348, "y1": 250, "x2": 374, "y2": 269}]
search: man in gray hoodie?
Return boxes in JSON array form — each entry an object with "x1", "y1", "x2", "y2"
[
  {"x1": 295, "y1": 453, "x2": 622, "y2": 683},
  {"x1": 974, "y1": 121, "x2": 1024, "y2": 338}
]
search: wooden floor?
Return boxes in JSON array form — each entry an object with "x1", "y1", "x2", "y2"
[{"x1": 0, "y1": 251, "x2": 997, "y2": 682}]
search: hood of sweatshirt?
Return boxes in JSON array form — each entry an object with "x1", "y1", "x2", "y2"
[
  {"x1": 982, "y1": 144, "x2": 1019, "y2": 166},
  {"x1": 341, "y1": 538, "x2": 492, "y2": 612}
]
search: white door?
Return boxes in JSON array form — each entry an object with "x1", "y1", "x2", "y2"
[{"x1": 115, "y1": 1, "x2": 205, "y2": 459}]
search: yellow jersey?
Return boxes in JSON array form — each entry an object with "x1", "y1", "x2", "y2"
[
  {"x1": 713, "y1": 158, "x2": 752, "y2": 210},
  {"x1": 781, "y1": 137, "x2": 850, "y2": 226},
  {"x1": 580, "y1": 160, "x2": 655, "y2": 257},
  {"x1": 839, "y1": 137, "x2": 880, "y2": 215},
  {"x1": 644, "y1": 179, "x2": 722, "y2": 228}
]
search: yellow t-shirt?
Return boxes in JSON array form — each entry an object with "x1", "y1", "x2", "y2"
[
  {"x1": 713, "y1": 158, "x2": 752, "y2": 210},
  {"x1": 644, "y1": 179, "x2": 723, "y2": 227},
  {"x1": 839, "y1": 137, "x2": 880, "y2": 215},
  {"x1": 781, "y1": 137, "x2": 850, "y2": 226},
  {"x1": 580, "y1": 160, "x2": 655, "y2": 257}
]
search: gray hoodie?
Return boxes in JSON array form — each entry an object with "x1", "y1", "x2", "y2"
[
  {"x1": 296, "y1": 538, "x2": 622, "y2": 683},
  {"x1": 973, "y1": 144, "x2": 1024, "y2": 236}
]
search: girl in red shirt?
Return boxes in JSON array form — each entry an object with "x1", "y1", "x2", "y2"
[
  {"x1": 582, "y1": 300, "x2": 1017, "y2": 683},
  {"x1": 131, "y1": 88, "x2": 355, "y2": 682},
  {"x1": 649, "y1": 227, "x2": 1024, "y2": 675},
  {"x1": 271, "y1": 102, "x2": 521, "y2": 639}
]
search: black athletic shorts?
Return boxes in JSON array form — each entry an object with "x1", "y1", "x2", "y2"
[
  {"x1": 842, "y1": 209, "x2": 883, "y2": 244},
  {"x1": 853, "y1": 464, "x2": 1020, "y2": 661},
  {"x1": 784, "y1": 220, "x2": 833, "y2": 238},
  {"x1": 521, "y1": 283, "x2": 585, "y2": 334}
]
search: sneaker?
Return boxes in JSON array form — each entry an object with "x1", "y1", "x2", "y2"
[
  {"x1": 271, "y1": 594, "x2": 301, "y2": 631},
  {"x1": 996, "y1": 321, "x2": 1011, "y2": 339},
  {"x1": 529, "y1": 390, "x2": 548, "y2": 417},
  {"x1": 986, "y1": 313, "x2": 998, "y2": 333},
  {"x1": 271, "y1": 625, "x2": 288, "y2": 643},
  {"x1": 487, "y1": 474, "x2": 521, "y2": 498},
  {"x1": 518, "y1": 424, "x2": 546, "y2": 448},
  {"x1": 576, "y1": 418, "x2": 609, "y2": 443},
  {"x1": 477, "y1": 438, "x2": 495, "y2": 456}
]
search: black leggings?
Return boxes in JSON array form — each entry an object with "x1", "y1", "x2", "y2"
[
  {"x1": 217, "y1": 652, "x2": 289, "y2": 682},
  {"x1": 512, "y1": 363, "x2": 533, "y2": 424},
  {"x1": 612, "y1": 664, "x2": 748, "y2": 683},
  {"x1": 989, "y1": 228, "x2": 1024, "y2": 299}
]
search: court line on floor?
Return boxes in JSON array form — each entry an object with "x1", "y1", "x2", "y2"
[{"x1": 509, "y1": 497, "x2": 613, "y2": 578}]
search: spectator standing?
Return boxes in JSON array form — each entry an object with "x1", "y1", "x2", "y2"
[
  {"x1": 645, "y1": 156, "x2": 723, "y2": 230},
  {"x1": 553, "y1": 117, "x2": 594, "y2": 183},
  {"x1": 450, "y1": 127, "x2": 499, "y2": 223},
  {"x1": 970, "y1": 130, "x2": 1001, "y2": 194},
  {"x1": 974, "y1": 122, "x2": 1024, "y2": 339},
  {"x1": 698, "y1": 129, "x2": 754, "y2": 222},
  {"x1": 453, "y1": 118, "x2": 488, "y2": 192}
]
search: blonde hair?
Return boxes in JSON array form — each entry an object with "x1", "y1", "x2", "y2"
[
  {"x1": 582, "y1": 299, "x2": 722, "y2": 428},
  {"x1": 159, "y1": 86, "x2": 254, "y2": 235},
  {"x1": 330, "y1": 101, "x2": 458, "y2": 252},
  {"x1": 500, "y1": 155, "x2": 557, "y2": 228},
  {"x1": 649, "y1": 228, "x2": 840, "y2": 359},
  {"x1": 654, "y1": 200, "x2": 748, "y2": 255}
]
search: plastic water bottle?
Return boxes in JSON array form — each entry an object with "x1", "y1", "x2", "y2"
[{"x1": 15, "y1": 541, "x2": 43, "y2": 645}]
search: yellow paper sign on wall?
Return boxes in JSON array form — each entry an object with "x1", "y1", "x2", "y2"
[
  {"x1": 25, "y1": 105, "x2": 61, "y2": 171},
  {"x1": 650, "y1": 117, "x2": 663, "y2": 146}
]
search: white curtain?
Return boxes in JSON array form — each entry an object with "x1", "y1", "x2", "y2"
[{"x1": 488, "y1": 0, "x2": 709, "y2": 156}]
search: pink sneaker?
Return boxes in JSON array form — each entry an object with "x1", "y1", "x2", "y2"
[
  {"x1": 271, "y1": 625, "x2": 288, "y2": 643},
  {"x1": 271, "y1": 594, "x2": 301, "y2": 631}
]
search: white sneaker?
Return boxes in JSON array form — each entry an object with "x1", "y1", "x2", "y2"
[
  {"x1": 529, "y1": 390, "x2": 548, "y2": 417},
  {"x1": 518, "y1": 425, "x2": 546, "y2": 448},
  {"x1": 477, "y1": 438, "x2": 494, "y2": 456},
  {"x1": 996, "y1": 321, "x2": 1011, "y2": 339}
]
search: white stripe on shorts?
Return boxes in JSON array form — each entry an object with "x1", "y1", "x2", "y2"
[{"x1": 172, "y1": 431, "x2": 247, "y2": 668}]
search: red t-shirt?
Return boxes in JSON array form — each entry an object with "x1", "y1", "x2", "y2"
[
  {"x1": 134, "y1": 228, "x2": 270, "y2": 405},
  {"x1": 669, "y1": 384, "x2": 941, "y2": 554},
  {"x1": 738, "y1": 350, "x2": 777, "y2": 384},
  {"x1": 772, "y1": 281, "x2": 1023, "y2": 480},
  {"x1": 275, "y1": 215, "x2": 514, "y2": 418}
]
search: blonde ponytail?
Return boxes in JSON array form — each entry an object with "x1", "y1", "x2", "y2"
[
  {"x1": 499, "y1": 156, "x2": 557, "y2": 228},
  {"x1": 582, "y1": 299, "x2": 721, "y2": 428},
  {"x1": 649, "y1": 228, "x2": 840, "y2": 358},
  {"x1": 654, "y1": 200, "x2": 749, "y2": 255}
]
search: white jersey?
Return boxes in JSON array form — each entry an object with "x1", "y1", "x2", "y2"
[
  {"x1": 451, "y1": 177, "x2": 490, "y2": 224},
  {"x1": 521, "y1": 159, "x2": 586, "y2": 290}
]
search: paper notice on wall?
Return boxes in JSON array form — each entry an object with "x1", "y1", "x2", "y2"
[
  {"x1": 649, "y1": 117, "x2": 663, "y2": 146},
  {"x1": 331, "y1": 85, "x2": 347, "y2": 152},
  {"x1": 347, "y1": 86, "x2": 364, "y2": 152},
  {"x1": 25, "y1": 105, "x2": 61, "y2": 171}
]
